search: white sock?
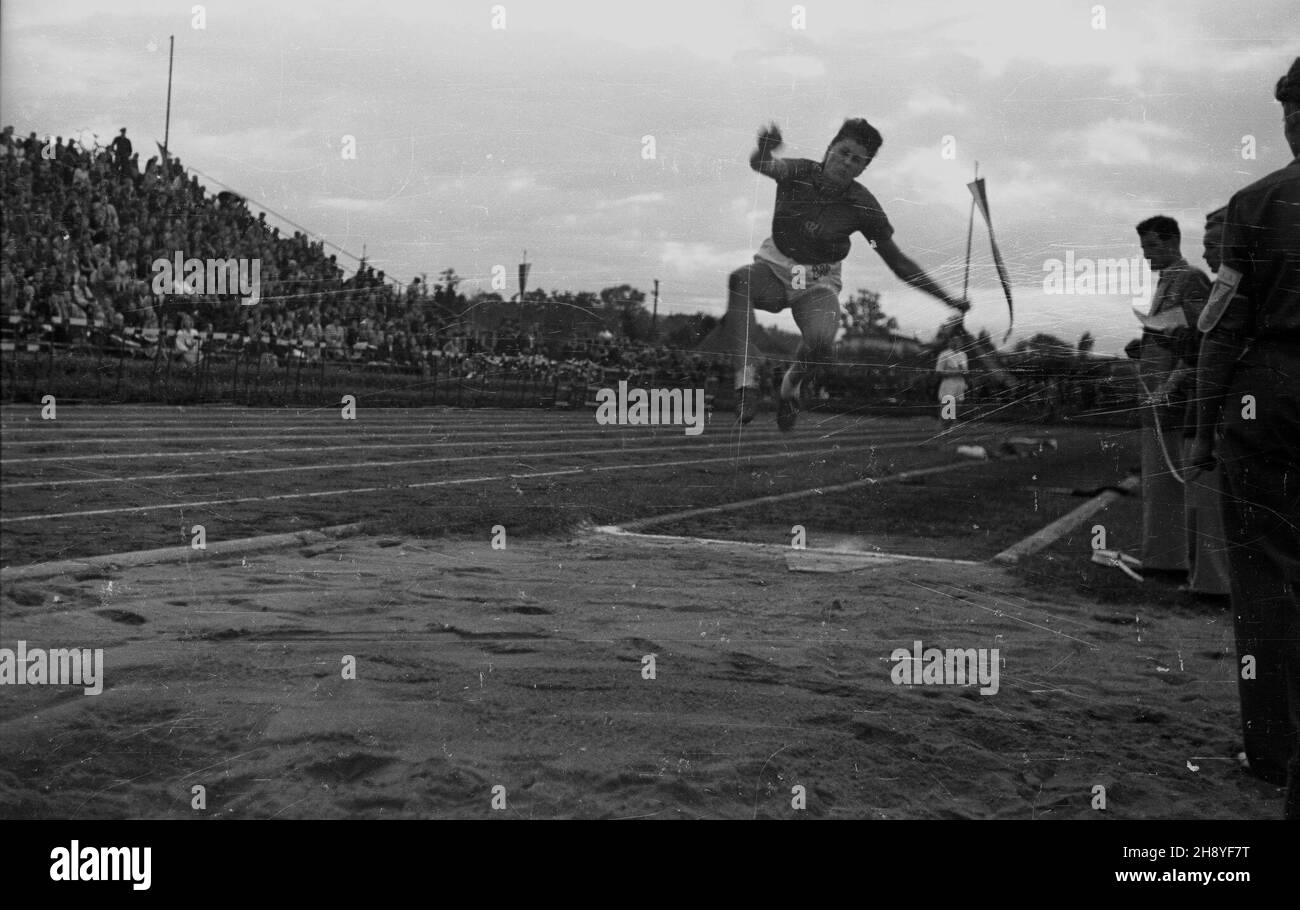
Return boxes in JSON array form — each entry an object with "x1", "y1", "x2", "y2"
[{"x1": 735, "y1": 364, "x2": 757, "y2": 390}]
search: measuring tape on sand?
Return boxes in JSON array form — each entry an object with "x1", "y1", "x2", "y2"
[{"x1": 1137, "y1": 375, "x2": 1187, "y2": 486}]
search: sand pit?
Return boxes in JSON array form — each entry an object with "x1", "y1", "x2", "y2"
[{"x1": 0, "y1": 529, "x2": 1281, "y2": 819}]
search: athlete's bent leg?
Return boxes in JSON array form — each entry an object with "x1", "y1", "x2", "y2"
[
  {"x1": 774, "y1": 286, "x2": 840, "y2": 431},
  {"x1": 785, "y1": 286, "x2": 840, "y2": 398},
  {"x1": 724, "y1": 264, "x2": 786, "y2": 422}
]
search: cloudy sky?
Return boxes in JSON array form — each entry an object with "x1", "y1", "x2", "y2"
[{"x1": 2, "y1": 0, "x2": 1296, "y2": 352}]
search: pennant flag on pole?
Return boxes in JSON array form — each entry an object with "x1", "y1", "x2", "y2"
[{"x1": 967, "y1": 177, "x2": 1014, "y2": 341}]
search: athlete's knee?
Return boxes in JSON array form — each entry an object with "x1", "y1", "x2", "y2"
[
  {"x1": 795, "y1": 289, "x2": 839, "y2": 328},
  {"x1": 804, "y1": 326, "x2": 837, "y2": 358}
]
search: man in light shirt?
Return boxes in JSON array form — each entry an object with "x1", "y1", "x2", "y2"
[
  {"x1": 1130, "y1": 215, "x2": 1211, "y2": 579},
  {"x1": 934, "y1": 324, "x2": 970, "y2": 428}
]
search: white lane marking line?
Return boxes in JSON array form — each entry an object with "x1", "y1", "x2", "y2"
[
  {"x1": 0, "y1": 424, "x2": 929, "y2": 449},
  {"x1": 0, "y1": 410, "x2": 917, "y2": 425},
  {"x1": 1, "y1": 444, "x2": 970, "y2": 523},
  {"x1": 0, "y1": 426, "x2": 944, "y2": 466},
  {"x1": 0, "y1": 407, "x2": 609, "y2": 419},
  {"x1": 0, "y1": 414, "x2": 635, "y2": 435},
  {"x1": 2, "y1": 433, "x2": 944, "y2": 489},
  {"x1": 617, "y1": 460, "x2": 985, "y2": 531},
  {"x1": 0, "y1": 410, "x2": 937, "y2": 433},
  {"x1": 592, "y1": 527, "x2": 983, "y2": 566}
]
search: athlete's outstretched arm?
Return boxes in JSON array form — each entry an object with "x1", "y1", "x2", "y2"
[
  {"x1": 873, "y1": 238, "x2": 969, "y2": 312},
  {"x1": 749, "y1": 122, "x2": 788, "y2": 180}
]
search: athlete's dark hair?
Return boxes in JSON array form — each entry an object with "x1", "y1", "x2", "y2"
[
  {"x1": 829, "y1": 118, "x2": 883, "y2": 159},
  {"x1": 1136, "y1": 215, "x2": 1180, "y2": 243},
  {"x1": 1275, "y1": 56, "x2": 1300, "y2": 106},
  {"x1": 1205, "y1": 206, "x2": 1227, "y2": 226}
]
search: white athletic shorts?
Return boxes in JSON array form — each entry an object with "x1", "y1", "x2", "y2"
[{"x1": 753, "y1": 237, "x2": 843, "y2": 295}]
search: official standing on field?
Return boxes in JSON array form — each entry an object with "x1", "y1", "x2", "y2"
[
  {"x1": 934, "y1": 324, "x2": 969, "y2": 425},
  {"x1": 1178, "y1": 207, "x2": 1233, "y2": 598},
  {"x1": 1132, "y1": 215, "x2": 1211, "y2": 578},
  {"x1": 1189, "y1": 57, "x2": 1300, "y2": 820}
]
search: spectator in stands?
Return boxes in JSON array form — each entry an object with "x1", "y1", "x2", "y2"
[
  {"x1": 271, "y1": 312, "x2": 292, "y2": 361},
  {"x1": 324, "y1": 318, "x2": 344, "y2": 361},
  {"x1": 0, "y1": 262, "x2": 16, "y2": 313},
  {"x1": 396, "y1": 330, "x2": 415, "y2": 367},
  {"x1": 243, "y1": 309, "x2": 263, "y2": 360},
  {"x1": 47, "y1": 271, "x2": 71, "y2": 322},
  {"x1": 302, "y1": 312, "x2": 323, "y2": 360},
  {"x1": 289, "y1": 315, "x2": 306, "y2": 360},
  {"x1": 109, "y1": 129, "x2": 132, "y2": 172},
  {"x1": 112, "y1": 255, "x2": 132, "y2": 296},
  {"x1": 133, "y1": 312, "x2": 158, "y2": 357},
  {"x1": 356, "y1": 319, "x2": 375, "y2": 349},
  {"x1": 90, "y1": 299, "x2": 110, "y2": 330},
  {"x1": 71, "y1": 274, "x2": 97, "y2": 314},
  {"x1": 106, "y1": 311, "x2": 138, "y2": 357},
  {"x1": 17, "y1": 274, "x2": 38, "y2": 317}
]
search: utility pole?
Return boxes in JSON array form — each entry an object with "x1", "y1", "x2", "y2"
[
  {"x1": 162, "y1": 35, "x2": 175, "y2": 178},
  {"x1": 652, "y1": 278, "x2": 659, "y2": 340}
]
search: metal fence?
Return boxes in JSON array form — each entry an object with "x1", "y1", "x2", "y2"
[{"x1": 0, "y1": 316, "x2": 718, "y2": 410}]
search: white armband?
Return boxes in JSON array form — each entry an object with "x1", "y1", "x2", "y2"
[{"x1": 1198, "y1": 266, "x2": 1242, "y2": 333}]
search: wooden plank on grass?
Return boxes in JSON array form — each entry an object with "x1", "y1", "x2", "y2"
[{"x1": 991, "y1": 474, "x2": 1139, "y2": 567}]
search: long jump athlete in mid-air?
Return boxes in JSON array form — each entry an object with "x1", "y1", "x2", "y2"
[{"x1": 725, "y1": 119, "x2": 971, "y2": 430}]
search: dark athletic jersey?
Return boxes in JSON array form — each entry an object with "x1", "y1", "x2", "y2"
[
  {"x1": 762, "y1": 157, "x2": 894, "y2": 264},
  {"x1": 1206, "y1": 155, "x2": 1300, "y2": 339}
]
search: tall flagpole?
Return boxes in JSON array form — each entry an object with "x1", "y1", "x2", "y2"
[
  {"x1": 163, "y1": 35, "x2": 174, "y2": 175},
  {"x1": 961, "y1": 160, "x2": 978, "y2": 301}
]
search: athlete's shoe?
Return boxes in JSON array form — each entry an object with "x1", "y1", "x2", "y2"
[
  {"x1": 776, "y1": 393, "x2": 800, "y2": 432},
  {"x1": 734, "y1": 385, "x2": 760, "y2": 424}
]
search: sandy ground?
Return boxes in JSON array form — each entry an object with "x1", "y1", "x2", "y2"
[{"x1": 0, "y1": 528, "x2": 1282, "y2": 819}]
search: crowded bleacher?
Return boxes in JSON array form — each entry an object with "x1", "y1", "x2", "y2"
[{"x1": 0, "y1": 124, "x2": 752, "y2": 398}]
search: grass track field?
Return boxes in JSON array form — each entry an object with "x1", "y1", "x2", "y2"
[{"x1": 3, "y1": 404, "x2": 1126, "y2": 568}]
